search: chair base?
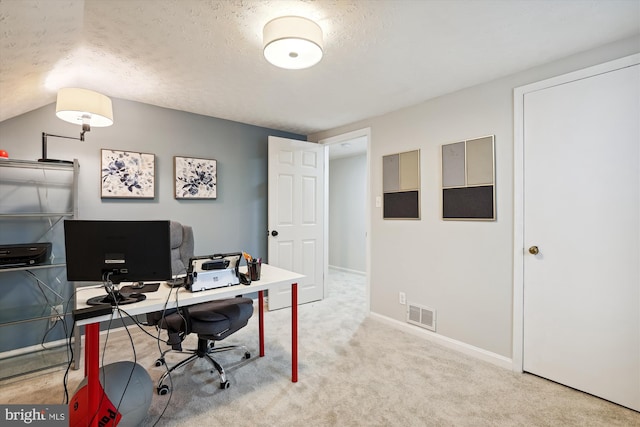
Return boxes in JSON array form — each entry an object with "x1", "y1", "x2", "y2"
[{"x1": 154, "y1": 338, "x2": 250, "y2": 395}]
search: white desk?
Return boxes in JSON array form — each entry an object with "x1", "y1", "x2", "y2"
[{"x1": 71, "y1": 264, "x2": 303, "y2": 427}]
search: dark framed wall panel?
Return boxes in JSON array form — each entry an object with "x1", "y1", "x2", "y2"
[
  {"x1": 384, "y1": 191, "x2": 420, "y2": 219},
  {"x1": 441, "y1": 135, "x2": 495, "y2": 221},
  {"x1": 442, "y1": 186, "x2": 494, "y2": 219}
]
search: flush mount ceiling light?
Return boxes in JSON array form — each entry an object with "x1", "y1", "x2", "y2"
[
  {"x1": 40, "y1": 88, "x2": 113, "y2": 163},
  {"x1": 263, "y1": 16, "x2": 323, "y2": 70}
]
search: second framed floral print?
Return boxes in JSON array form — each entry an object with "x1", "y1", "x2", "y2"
[{"x1": 174, "y1": 156, "x2": 217, "y2": 199}]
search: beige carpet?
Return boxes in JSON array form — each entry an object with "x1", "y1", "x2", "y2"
[{"x1": 1, "y1": 269, "x2": 638, "y2": 426}]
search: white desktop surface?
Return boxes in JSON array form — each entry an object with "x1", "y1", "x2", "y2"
[
  {"x1": 75, "y1": 263, "x2": 304, "y2": 325},
  {"x1": 69, "y1": 263, "x2": 304, "y2": 425}
]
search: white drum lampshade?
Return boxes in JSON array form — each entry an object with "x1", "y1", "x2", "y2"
[
  {"x1": 39, "y1": 88, "x2": 113, "y2": 163},
  {"x1": 56, "y1": 88, "x2": 114, "y2": 128},
  {"x1": 263, "y1": 16, "x2": 323, "y2": 70}
]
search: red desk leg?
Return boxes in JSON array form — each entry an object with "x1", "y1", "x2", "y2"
[
  {"x1": 258, "y1": 290, "x2": 265, "y2": 357},
  {"x1": 292, "y1": 283, "x2": 298, "y2": 383},
  {"x1": 86, "y1": 323, "x2": 100, "y2": 426},
  {"x1": 69, "y1": 322, "x2": 124, "y2": 426}
]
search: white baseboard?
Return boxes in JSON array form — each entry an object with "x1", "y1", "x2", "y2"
[
  {"x1": 328, "y1": 265, "x2": 366, "y2": 275},
  {"x1": 368, "y1": 312, "x2": 513, "y2": 370}
]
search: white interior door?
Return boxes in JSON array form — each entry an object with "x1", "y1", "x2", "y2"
[
  {"x1": 522, "y1": 62, "x2": 639, "y2": 411},
  {"x1": 267, "y1": 136, "x2": 324, "y2": 310}
]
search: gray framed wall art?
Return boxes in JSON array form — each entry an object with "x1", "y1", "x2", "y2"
[
  {"x1": 441, "y1": 135, "x2": 495, "y2": 220},
  {"x1": 382, "y1": 149, "x2": 420, "y2": 219}
]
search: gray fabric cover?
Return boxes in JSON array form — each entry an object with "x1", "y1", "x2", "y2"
[{"x1": 169, "y1": 221, "x2": 194, "y2": 277}]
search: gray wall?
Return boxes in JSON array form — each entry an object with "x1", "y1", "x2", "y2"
[
  {"x1": 309, "y1": 35, "x2": 640, "y2": 360},
  {"x1": 0, "y1": 98, "x2": 302, "y2": 255},
  {"x1": 329, "y1": 154, "x2": 366, "y2": 272},
  {"x1": 0, "y1": 98, "x2": 302, "y2": 349}
]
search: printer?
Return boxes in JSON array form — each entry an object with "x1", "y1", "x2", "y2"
[
  {"x1": 185, "y1": 253, "x2": 241, "y2": 292},
  {"x1": 0, "y1": 243, "x2": 52, "y2": 268}
]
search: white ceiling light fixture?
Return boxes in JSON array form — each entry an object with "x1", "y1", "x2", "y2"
[{"x1": 263, "y1": 16, "x2": 323, "y2": 70}]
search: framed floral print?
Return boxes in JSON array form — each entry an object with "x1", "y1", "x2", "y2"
[
  {"x1": 174, "y1": 156, "x2": 217, "y2": 199},
  {"x1": 101, "y1": 149, "x2": 155, "y2": 198}
]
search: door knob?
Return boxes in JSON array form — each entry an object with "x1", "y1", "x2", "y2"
[
  {"x1": 271, "y1": 230, "x2": 279, "y2": 237},
  {"x1": 528, "y1": 246, "x2": 539, "y2": 255}
]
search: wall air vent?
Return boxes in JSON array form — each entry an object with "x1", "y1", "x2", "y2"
[{"x1": 407, "y1": 303, "x2": 436, "y2": 331}]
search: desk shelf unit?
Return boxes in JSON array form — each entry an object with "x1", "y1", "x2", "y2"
[{"x1": 0, "y1": 159, "x2": 79, "y2": 380}]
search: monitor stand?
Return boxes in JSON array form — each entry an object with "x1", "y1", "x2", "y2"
[{"x1": 86, "y1": 289, "x2": 146, "y2": 306}]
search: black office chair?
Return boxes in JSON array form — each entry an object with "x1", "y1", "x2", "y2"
[
  {"x1": 148, "y1": 298, "x2": 253, "y2": 393},
  {"x1": 148, "y1": 221, "x2": 254, "y2": 394}
]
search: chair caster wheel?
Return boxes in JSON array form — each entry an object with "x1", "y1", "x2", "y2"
[
  {"x1": 220, "y1": 381, "x2": 230, "y2": 390},
  {"x1": 157, "y1": 385, "x2": 170, "y2": 395},
  {"x1": 155, "y1": 358, "x2": 165, "y2": 367},
  {"x1": 244, "y1": 352, "x2": 251, "y2": 359}
]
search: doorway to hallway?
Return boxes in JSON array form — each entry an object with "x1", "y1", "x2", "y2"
[{"x1": 320, "y1": 129, "x2": 371, "y2": 310}]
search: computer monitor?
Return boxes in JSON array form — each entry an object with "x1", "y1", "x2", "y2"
[{"x1": 64, "y1": 220, "x2": 172, "y2": 305}]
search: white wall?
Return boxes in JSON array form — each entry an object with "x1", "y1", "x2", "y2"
[
  {"x1": 309, "y1": 36, "x2": 640, "y2": 359},
  {"x1": 329, "y1": 154, "x2": 366, "y2": 272}
]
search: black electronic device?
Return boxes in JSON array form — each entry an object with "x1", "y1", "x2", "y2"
[
  {"x1": 0, "y1": 243, "x2": 52, "y2": 267},
  {"x1": 72, "y1": 304, "x2": 113, "y2": 321},
  {"x1": 166, "y1": 277, "x2": 186, "y2": 287},
  {"x1": 201, "y1": 259, "x2": 229, "y2": 270},
  {"x1": 64, "y1": 220, "x2": 172, "y2": 306}
]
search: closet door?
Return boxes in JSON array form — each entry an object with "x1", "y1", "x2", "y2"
[{"x1": 523, "y1": 62, "x2": 639, "y2": 411}]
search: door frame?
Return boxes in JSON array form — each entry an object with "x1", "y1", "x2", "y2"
[
  {"x1": 318, "y1": 128, "x2": 372, "y2": 311},
  {"x1": 512, "y1": 53, "x2": 640, "y2": 372}
]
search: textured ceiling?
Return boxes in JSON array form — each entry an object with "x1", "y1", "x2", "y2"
[{"x1": 1, "y1": 0, "x2": 639, "y2": 135}]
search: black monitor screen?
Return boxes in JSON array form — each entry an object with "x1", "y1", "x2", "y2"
[{"x1": 64, "y1": 220, "x2": 172, "y2": 285}]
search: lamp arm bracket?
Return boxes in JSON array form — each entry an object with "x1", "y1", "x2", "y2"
[
  {"x1": 42, "y1": 132, "x2": 83, "y2": 142},
  {"x1": 40, "y1": 132, "x2": 84, "y2": 163}
]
